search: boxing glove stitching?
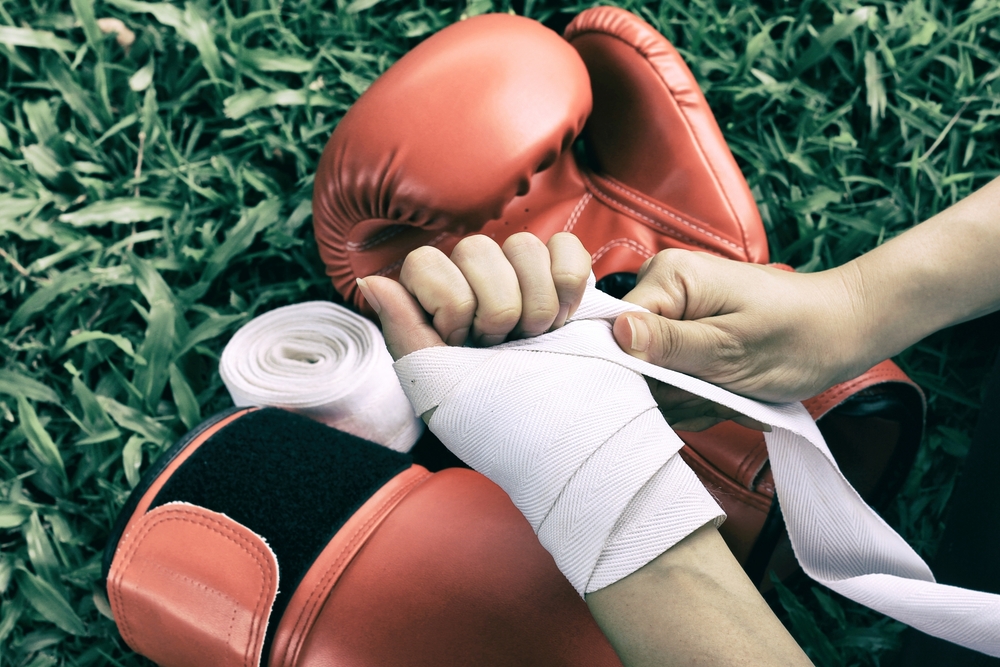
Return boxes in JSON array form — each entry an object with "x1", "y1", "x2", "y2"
[
  {"x1": 562, "y1": 192, "x2": 593, "y2": 233},
  {"x1": 281, "y1": 469, "x2": 430, "y2": 665},
  {"x1": 136, "y1": 561, "x2": 245, "y2": 652},
  {"x1": 581, "y1": 174, "x2": 715, "y2": 251},
  {"x1": 565, "y1": 9, "x2": 757, "y2": 256},
  {"x1": 804, "y1": 368, "x2": 920, "y2": 420},
  {"x1": 112, "y1": 506, "x2": 275, "y2": 667},
  {"x1": 587, "y1": 183, "x2": 714, "y2": 252},
  {"x1": 346, "y1": 225, "x2": 406, "y2": 252},
  {"x1": 594, "y1": 174, "x2": 744, "y2": 253},
  {"x1": 591, "y1": 238, "x2": 654, "y2": 265}
]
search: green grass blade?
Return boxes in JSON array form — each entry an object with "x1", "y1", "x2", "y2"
[
  {"x1": 0, "y1": 26, "x2": 76, "y2": 52},
  {"x1": 59, "y1": 197, "x2": 175, "y2": 227},
  {"x1": 0, "y1": 370, "x2": 60, "y2": 404},
  {"x1": 13, "y1": 568, "x2": 87, "y2": 636},
  {"x1": 16, "y1": 397, "x2": 67, "y2": 489}
]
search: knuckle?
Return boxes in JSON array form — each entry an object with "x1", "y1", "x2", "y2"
[
  {"x1": 502, "y1": 232, "x2": 544, "y2": 257},
  {"x1": 519, "y1": 299, "x2": 559, "y2": 333},
  {"x1": 400, "y1": 245, "x2": 445, "y2": 275},
  {"x1": 451, "y1": 234, "x2": 498, "y2": 263},
  {"x1": 550, "y1": 262, "x2": 591, "y2": 296},
  {"x1": 447, "y1": 296, "x2": 478, "y2": 322},
  {"x1": 653, "y1": 248, "x2": 691, "y2": 275},
  {"x1": 476, "y1": 303, "x2": 521, "y2": 334}
]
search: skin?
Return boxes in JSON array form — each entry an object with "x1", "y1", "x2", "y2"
[
  {"x1": 355, "y1": 176, "x2": 1000, "y2": 663},
  {"x1": 612, "y1": 175, "x2": 1000, "y2": 431},
  {"x1": 359, "y1": 231, "x2": 813, "y2": 667}
]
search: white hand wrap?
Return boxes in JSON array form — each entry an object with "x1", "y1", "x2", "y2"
[
  {"x1": 220, "y1": 301, "x2": 422, "y2": 452},
  {"x1": 395, "y1": 279, "x2": 1000, "y2": 657}
]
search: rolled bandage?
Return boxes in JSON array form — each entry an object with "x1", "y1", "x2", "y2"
[
  {"x1": 395, "y1": 277, "x2": 1000, "y2": 657},
  {"x1": 220, "y1": 301, "x2": 422, "y2": 452}
]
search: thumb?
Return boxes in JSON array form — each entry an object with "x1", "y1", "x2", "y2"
[
  {"x1": 612, "y1": 311, "x2": 727, "y2": 378},
  {"x1": 357, "y1": 277, "x2": 445, "y2": 360}
]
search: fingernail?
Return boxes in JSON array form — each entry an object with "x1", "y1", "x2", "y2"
[
  {"x1": 552, "y1": 302, "x2": 570, "y2": 329},
  {"x1": 479, "y1": 333, "x2": 506, "y2": 347},
  {"x1": 356, "y1": 278, "x2": 381, "y2": 314},
  {"x1": 626, "y1": 315, "x2": 649, "y2": 353},
  {"x1": 446, "y1": 327, "x2": 469, "y2": 347}
]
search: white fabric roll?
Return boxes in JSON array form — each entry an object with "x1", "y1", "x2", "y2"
[
  {"x1": 220, "y1": 301, "x2": 422, "y2": 452},
  {"x1": 394, "y1": 277, "x2": 1000, "y2": 657}
]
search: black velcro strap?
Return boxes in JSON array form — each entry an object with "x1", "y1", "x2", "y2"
[{"x1": 147, "y1": 408, "x2": 410, "y2": 662}]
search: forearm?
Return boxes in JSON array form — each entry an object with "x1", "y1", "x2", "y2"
[
  {"x1": 840, "y1": 176, "x2": 1000, "y2": 367},
  {"x1": 586, "y1": 524, "x2": 813, "y2": 667}
]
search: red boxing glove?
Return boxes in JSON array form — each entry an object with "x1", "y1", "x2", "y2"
[
  {"x1": 313, "y1": 7, "x2": 766, "y2": 314},
  {"x1": 104, "y1": 408, "x2": 623, "y2": 667}
]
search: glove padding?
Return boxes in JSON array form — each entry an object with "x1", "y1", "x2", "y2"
[
  {"x1": 104, "y1": 408, "x2": 623, "y2": 667},
  {"x1": 313, "y1": 8, "x2": 765, "y2": 315}
]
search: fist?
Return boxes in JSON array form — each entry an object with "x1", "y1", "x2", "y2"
[{"x1": 359, "y1": 232, "x2": 592, "y2": 360}]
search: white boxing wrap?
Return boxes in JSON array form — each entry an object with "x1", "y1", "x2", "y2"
[
  {"x1": 220, "y1": 301, "x2": 423, "y2": 452},
  {"x1": 395, "y1": 278, "x2": 1000, "y2": 656}
]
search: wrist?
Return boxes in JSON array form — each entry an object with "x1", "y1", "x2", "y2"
[
  {"x1": 837, "y1": 247, "x2": 947, "y2": 368},
  {"x1": 807, "y1": 263, "x2": 886, "y2": 391}
]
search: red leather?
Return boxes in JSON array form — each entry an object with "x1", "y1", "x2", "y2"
[
  {"x1": 313, "y1": 8, "x2": 767, "y2": 315},
  {"x1": 803, "y1": 359, "x2": 924, "y2": 421},
  {"x1": 285, "y1": 467, "x2": 622, "y2": 667},
  {"x1": 269, "y1": 465, "x2": 434, "y2": 666},
  {"x1": 108, "y1": 503, "x2": 279, "y2": 667},
  {"x1": 108, "y1": 409, "x2": 623, "y2": 667},
  {"x1": 313, "y1": 13, "x2": 591, "y2": 310},
  {"x1": 565, "y1": 9, "x2": 766, "y2": 263}
]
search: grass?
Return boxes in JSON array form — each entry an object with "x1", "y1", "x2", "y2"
[{"x1": 0, "y1": 0, "x2": 998, "y2": 665}]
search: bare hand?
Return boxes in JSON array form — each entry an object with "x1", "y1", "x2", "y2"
[
  {"x1": 358, "y1": 232, "x2": 592, "y2": 360},
  {"x1": 611, "y1": 249, "x2": 870, "y2": 431}
]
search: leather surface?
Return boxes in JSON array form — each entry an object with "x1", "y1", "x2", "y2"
[
  {"x1": 565, "y1": 8, "x2": 767, "y2": 264},
  {"x1": 269, "y1": 465, "x2": 433, "y2": 667},
  {"x1": 312, "y1": 8, "x2": 767, "y2": 315},
  {"x1": 290, "y1": 468, "x2": 623, "y2": 667},
  {"x1": 107, "y1": 503, "x2": 278, "y2": 667},
  {"x1": 313, "y1": 13, "x2": 592, "y2": 312},
  {"x1": 109, "y1": 415, "x2": 623, "y2": 667},
  {"x1": 804, "y1": 358, "x2": 923, "y2": 420}
]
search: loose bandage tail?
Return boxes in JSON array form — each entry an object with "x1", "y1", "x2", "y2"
[{"x1": 395, "y1": 278, "x2": 1000, "y2": 657}]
